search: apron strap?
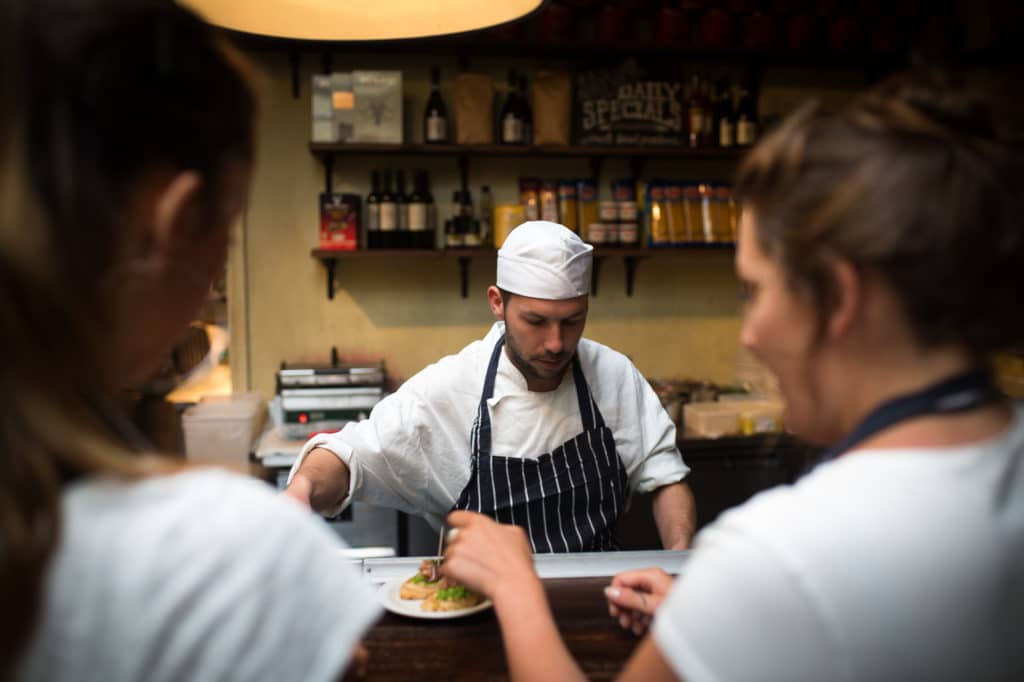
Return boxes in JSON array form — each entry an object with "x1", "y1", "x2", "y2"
[
  {"x1": 571, "y1": 354, "x2": 605, "y2": 431},
  {"x1": 472, "y1": 335, "x2": 507, "y2": 459},
  {"x1": 474, "y1": 335, "x2": 608, "y2": 458},
  {"x1": 818, "y1": 368, "x2": 1002, "y2": 465}
]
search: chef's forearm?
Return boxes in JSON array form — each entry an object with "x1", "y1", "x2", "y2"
[
  {"x1": 290, "y1": 446, "x2": 351, "y2": 515},
  {"x1": 651, "y1": 481, "x2": 696, "y2": 550}
]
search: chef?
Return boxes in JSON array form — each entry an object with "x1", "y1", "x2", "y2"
[{"x1": 285, "y1": 221, "x2": 696, "y2": 551}]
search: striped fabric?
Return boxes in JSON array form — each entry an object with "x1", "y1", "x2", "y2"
[{"x1": 453, "y1": 336, "x2": 628, "y2": 552}]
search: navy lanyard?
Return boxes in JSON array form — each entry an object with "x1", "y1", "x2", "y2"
[{"x1": 818, "y1": 369, "x2": 1003, "y2": 464}]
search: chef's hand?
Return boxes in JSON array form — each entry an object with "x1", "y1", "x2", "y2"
[
  {"x1": 604, "y1": 568, "x2": 675, "y2": 637},
  {"x1": 441, "y1": 510, "x2": 537, "y2": 602}
]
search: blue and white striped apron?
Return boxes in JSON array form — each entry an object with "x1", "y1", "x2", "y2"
[{"x1": 451, "y1": 335, "x2": 628, "y2": 552}]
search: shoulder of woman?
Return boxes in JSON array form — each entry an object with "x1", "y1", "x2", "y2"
[{"x1": 65, "y1": 468, "x2": 343, "y2": 563}]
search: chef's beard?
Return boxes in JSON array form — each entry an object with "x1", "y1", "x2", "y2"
[{"x1": 504, "y1": 330, "x2": 571, "y2": 385}]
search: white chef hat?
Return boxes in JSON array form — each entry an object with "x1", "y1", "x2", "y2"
[{"x1": 496, "y1": 221, "x2": 593, "y2": 300}]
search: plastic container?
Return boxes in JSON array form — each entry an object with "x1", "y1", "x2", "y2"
[{"x1": 183, "y1": 392, "x2": 264, "y2": 467}]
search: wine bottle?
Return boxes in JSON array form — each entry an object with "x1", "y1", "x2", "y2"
[
  {"x1": 700, "y1": 78, "x2": 714, "y2": 147},
  {"x1": 687, "y1": 74, "x2": 707, "y2": 149},
  {"x1": 462, "y1": 188, "x2": 480, "y2": 247},
  {"x1": 499, "y1": 69, "x2": 524, "y2": 144},
  {"x1": 736, "y1": 76, "x2": 759, "y2": 147},
  {"x1": 395, "y1": 170, "x2": 410, "y2": 249},
  {"x1": 713, "y1": 78, "x2": 735, "y2": 148},
  {"x1": 407, "y1": 170, "x2": 431, "y2": 249},
  {"x1": 518, "y1": 74, "x2": 532, "y2": 145},
  {"x1": 366, "y1": 170, "x2": 381, "y2": 249},
  {"x1": 379, "y1": 169, "x2": 397, "y2": 249},
  {"x1": 423, "y1": 66, "x2": 448, "y2": 144},
  {"x1": 447, "y1": 190, "x2": 464, "y2": 248},
  {"x1": 478, "y1": 185, "x2": 494, "y2": 246}
]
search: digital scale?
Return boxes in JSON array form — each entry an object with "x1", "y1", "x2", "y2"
[{"x1": 277, "y1": 362, "x2": 385, "y2": 428}]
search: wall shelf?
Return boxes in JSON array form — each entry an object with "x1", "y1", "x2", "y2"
[
  {"x1": 310, "y1": 143, "x2": 742, "y2": 194},
  {"x1": 312, "y1": 244, "x2": 734, "y2": 300},
  {"x1": 309, "y1": 142, "x2": 745, "y2": 160}
]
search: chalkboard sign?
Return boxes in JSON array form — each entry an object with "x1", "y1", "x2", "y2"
[{"x1": 575, "y1": 59, "x2": 685, "y2": 146}]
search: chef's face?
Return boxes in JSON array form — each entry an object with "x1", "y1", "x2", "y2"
[
  {"x1": 735, "y1": 211, "x2": 828, "y2": 442},
  {"x1": 494, "y1": 289, "x2": 588, "y2": 391}
]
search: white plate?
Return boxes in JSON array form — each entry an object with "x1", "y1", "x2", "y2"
[{"x1": 377, "y1": 577, "x2": 493, "y2": 620}]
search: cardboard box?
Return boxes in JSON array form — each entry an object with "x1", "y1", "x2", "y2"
[
  {"x1": 311, "y1": 74, "x2": 335, "y2": 142},
  {"x1": 454, "y1": 73, "x2": 494, "y2": 144},
  {"x1": 352, "y1": 71, "x2": 403, "y2": 143},
  {"x1": 532, "y1": 70, "x2": 571, "y2": 145},
  {"x1": 319, "y1": 192, "x2": 361, "y2": 250},
  {"x1": 683, "y1": 401, "x2": 740, "y2": 438},
  {"x1": 331, "y1": 72, "x2": 356, "y2": 142}
]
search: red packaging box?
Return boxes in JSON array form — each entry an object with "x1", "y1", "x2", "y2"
[{"x1": 319, "y1": 192, "x2": 361, "y2": 250}]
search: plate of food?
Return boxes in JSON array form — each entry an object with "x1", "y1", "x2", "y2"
[{"x1": 378, "y1": 559, "x2": 492, "y2": 620}]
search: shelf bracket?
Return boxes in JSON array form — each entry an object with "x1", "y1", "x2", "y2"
[
  {"x1": 588, "y1": 156, "x2": 604, "y2": 184},
  {"x1": 324, "y1": 154, "x2": 334, "y2": 194},
  {"x1": 457, "y1": 256, "x2": 471, "y2": 299},
  {"x1": 458, "y1": 153, "x2": 470, "y2": 193},
  {"x1": 624, "y1": 255, "x2": 639, "y2": 297},
  {"x1": 629, "y1": 157, "x2": 646, "y2": 181},
  {"x1": 325, "y1": 258, "x2": 337, "y2": 300},
  {"x1": 289, "y1": 49, "x2": 301, "y2": 99},
  {"x1": 590, "y1": 255, "x2": 603, "y2": 297}
]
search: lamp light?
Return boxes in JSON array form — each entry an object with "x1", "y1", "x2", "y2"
[{"x1": 180, "y1": 0, "x2": 545, "y2": 41}]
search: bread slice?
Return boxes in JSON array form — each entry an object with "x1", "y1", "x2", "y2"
[
  {"x1": 421, "y1": 587, "x2": 484, "y2": 612},
  {"x1": 399, "y1": 576, "x2": 441, "y2": 600}
]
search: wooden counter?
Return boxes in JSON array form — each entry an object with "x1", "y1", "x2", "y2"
[{"x1": 362, "y1": 577, "x2": 639, "y2": 681}]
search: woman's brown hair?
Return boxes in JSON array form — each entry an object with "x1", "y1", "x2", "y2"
[
  {"x1": 0, "y1": 0, "x2": 255, "y2": 675},
  {"x1": 735, "y1": 69, "x2": 1023, "y2": 357}
]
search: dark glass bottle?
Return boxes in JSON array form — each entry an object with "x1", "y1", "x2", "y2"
[
  {"x1": 518, "y1": 74, "x2": 532, "y2": 145},
  {"x1": 366, "y1": 170, "x2": 381, "y2": 249},
  {"x1": 736, "y1": 76, "x2": 759, "y2": 147},
  {"x1": 499, "y1": 70, "x2": 524, "y2": 144},
  {"x1": 687, "y1": 74, "x2": 708, "y2": 148},
  {"x1": 378, "y1": 169, "x2": 397, "y2": 249},
  {"x1": 424, "y1": 66, "x2": 449, "y2": 144},
  {"x1": 395, "y1": 170, "x2": 410, "y2": 248},
  {"x1": 713, "y1": 78, "x2": 736, "y2": 149},
  {"x1": 407, "y1": 170, "x2": 431, "y2": 249}
]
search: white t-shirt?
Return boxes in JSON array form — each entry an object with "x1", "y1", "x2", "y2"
[
  {"x1": 16, "y1": 469, "x2": 380, "y2": 682},
  {"x1": 291, "y1": 322, "x2": 689, "y2": 526},
  {"x1": 654, "y1": 404, "x2": 1024, "y2": 682}
]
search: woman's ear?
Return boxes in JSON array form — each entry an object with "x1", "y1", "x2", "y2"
[
  {"x1": 826, "y1": 258, "x2": 862, "y2": 342},
  {"x1": 151, "y1": 170, "x2": 203, "y2": 257}
]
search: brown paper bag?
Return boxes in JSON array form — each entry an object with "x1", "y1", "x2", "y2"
[
  {"x1": 455, "y1": 73, "x2": 494, "y2": 144},
  {"x1": 532, "y1": 70, "x2": 571, "y2": 146}
]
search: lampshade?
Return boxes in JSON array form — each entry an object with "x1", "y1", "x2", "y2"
[{"x1": 180, "y1": 0, "x2": 545, "y2": 41}]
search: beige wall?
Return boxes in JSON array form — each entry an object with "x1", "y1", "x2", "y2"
[{"x1": 230, "y1": 50, "x2": 867, "y2": 398}]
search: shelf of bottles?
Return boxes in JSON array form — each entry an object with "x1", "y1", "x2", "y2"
[{"x1": 313, "y1": 63, "x2": 749, "y2": 300}]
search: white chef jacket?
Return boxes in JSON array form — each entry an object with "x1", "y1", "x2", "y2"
[{"x1": 288, "y1": 322, "x2": 689, "y2": 528}]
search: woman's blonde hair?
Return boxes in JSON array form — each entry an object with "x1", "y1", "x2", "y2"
[{"x1": 0, "y1": 0, "x2": 255, "y2": 675}]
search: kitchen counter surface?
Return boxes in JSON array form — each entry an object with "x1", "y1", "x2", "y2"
[{"x1": 361, "y1": 576, "x2": 643, "y2": 681}]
